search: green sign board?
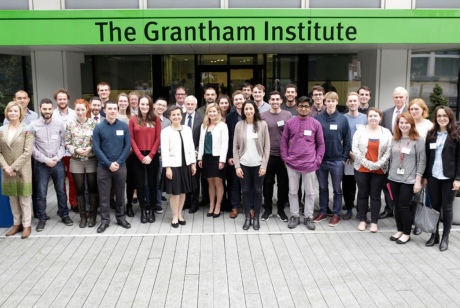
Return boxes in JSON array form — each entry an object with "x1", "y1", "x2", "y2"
[{"x1": 1, "y1": 9, "x2": 460, "y2": 45}]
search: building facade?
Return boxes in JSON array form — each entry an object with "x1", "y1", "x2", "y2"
[{"x1": 0, "y1": 0, "x2": 459, "y2": 117}]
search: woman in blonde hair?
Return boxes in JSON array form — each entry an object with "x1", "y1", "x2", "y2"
[
  {"x1": 198, "y1": 103, "x2": 229, "y2": 218},
  {"x1": 408, "y1": 98, "x2": 433, "y2": 138},
  {"x1": 0, "y1": 102, "x2": 34, "y2": 238}
]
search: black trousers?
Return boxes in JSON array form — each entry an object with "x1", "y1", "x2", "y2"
[
  {"x1": 389, "y1": 180, "x2": 414, "y2": 235},
  {"x1": 263, "y1": 155, "x2": 288, "y2": 212},
  {"x1": 132, "y1": 151, "x2": 159, "y2": 208},
  {"x1": 354, "y1": 170, "x2": 386, "y2": 223},
  {"x1": 342, "y1": 174, "x2": 356, "y2": 210},
  {"x1": 427, "y1": 177, "x2": 456, "y2": 235}
]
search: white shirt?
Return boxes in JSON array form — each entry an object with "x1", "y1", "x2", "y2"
[
  {"x1": 185, "y1": 112, "x2": 195, "y2": 128},
  {"x1": 91, "y1": 113, "x2": 102, "y2": 123},
  {"x1": 391, "y1": 106, "x2": 405, "y2": 133}
]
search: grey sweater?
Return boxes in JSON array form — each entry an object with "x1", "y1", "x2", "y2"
[{"x1": 388, "y1": 137, "x2": 426, "y2": 184}]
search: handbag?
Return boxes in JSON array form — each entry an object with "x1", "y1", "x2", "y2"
[{"x1": 413, "y1": 189, "x2": 440, "y2": 234}]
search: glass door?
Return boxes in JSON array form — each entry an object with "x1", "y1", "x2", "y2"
[{"x1": 230, "y1": 68, "x2": 254, "y2": 95}]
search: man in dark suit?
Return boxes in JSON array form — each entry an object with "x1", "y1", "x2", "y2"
[
  {"x1": 380, "y1": 86, "x2": 409, "y2": 219},
  {"x1": 89, "y1": 96, "x2": 105, "y2": 123},
  {"x1": 181, "y1": 95, "x2": 204, "y2": 213},
  {"x1": 165, "y1": 86, "x2": 187, "y2": 119}
]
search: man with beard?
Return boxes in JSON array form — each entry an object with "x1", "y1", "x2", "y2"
[
  {"x1": 32, "y1": 98, "x2": 73, "y2": 232},
  {"x1": 281, "y1": 84, "x2": 298, "y2": 115},
  {"x1": 197, "y1": 86, "x2": 217, "y2": 116},
  {"x1": 53, "y1": 88, "x2": 77, "y2": 212},
  {"x1": 241, "y1": 82, "x2": 253, "y2": 101},
  {"x1": 90, "y1": 96, "x2": 105, "y2": 123}
]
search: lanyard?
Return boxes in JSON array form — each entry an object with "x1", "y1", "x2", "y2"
[{"x1": 398, "y1": 139, "x2": 411, "y2": 165}]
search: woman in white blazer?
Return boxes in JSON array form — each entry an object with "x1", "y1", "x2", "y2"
[
  {"x1": 198, "y1": 103, "x2": 229, "y2": 217},
  {"x1": 160, "y1": 106, "x2": 197, "y2": 228}
]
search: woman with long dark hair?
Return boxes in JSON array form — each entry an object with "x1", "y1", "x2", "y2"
[
  {"x1": 233, "y1": 100, "x2": 270, "y2": 230},
  {"x1": 129, "y1": 95, "x2": 161, "y2": 223},
  {"x1": 388, "y1": 112, "x2": 426, "y2": 244},
  {"x1": 423, "y1": 106, "x2": 460, "y2": 251},
  {"x1": 65, "y1": 99, "x2": 99, "y2": 228}
]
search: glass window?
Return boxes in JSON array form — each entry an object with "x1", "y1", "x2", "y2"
[
  {"x1": 266, "y1": 54, "x2": 298, "y2": 97},
  {"x1": 0, "y1": 0, "x2": 28, "y2": 9},
  {"x1": 66, "y1": 0, "x2": 138, "y2": 9},
  {"x1": 416, "y1": 0, "x2": 460, "y2": 8},
  {"x1": 309, "y1": 0, "x2": 380, "y2": 8},
  {"x1": 198, "y1": 55, "x2": 227, "y2": 65},
  {"x1": 148, "y1": 0, "x2": 220, "y2": 8},
  {"x1": 307, "y1": 54, "x2": 360, "y2": 107},
  {"x1": 229, "y1": 0, "x2": 301, "y2": 8},
  {"x1": 229, "y1": 56, "x2": 257, "y2": 66},
  {"x1": 81, "y1": 55, "x2": 153, "y2": 100},
  {"x1": 162, "y1": 55, "x2": 195, "y2": 103},
  {"x1": 410, "y1": 51, "x2": 459, "y2": 117}
]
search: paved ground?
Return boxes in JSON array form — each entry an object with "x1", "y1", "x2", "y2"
[{"x1": 1, "y1": 183, "x2": 460, "y2": 307}]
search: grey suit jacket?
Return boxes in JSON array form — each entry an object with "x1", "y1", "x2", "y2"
[
  {"x1": 381, "y1": 105, "x2": 407, "y2": 133},
  {"x1": 181, "y1": 111, "x2": 204, "y2": 151}
]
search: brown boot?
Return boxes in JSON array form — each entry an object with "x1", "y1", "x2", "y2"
[
  {"x1": 77, "y1": 196, "x2": 87, "y2": 228},
  {"x1": 21, "y1": 226, "x2": 31, "y2": 239},
  {"x1": 6, "y1": 224, "x2": 23, "y2": 236}
]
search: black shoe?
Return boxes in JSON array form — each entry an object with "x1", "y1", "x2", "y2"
[
  {"x1": 179, "y1": 220, "x2": 186, "y2": 225},
  {"x1": 379, "y1": 210, "x2": 393, "y2": 219},
  {"x1": 155, "y1": 205, "x2": 164, "y2": 214},
  {"x1": 425, "y1": 233, "x2": 440, "y2": 247},
  {"x1": 61, "y1": 216, "x2": 74, "y2": 226},
  {"x1": 171, "y1": 221, "x2": 179, "y2": 228},
  {"x1": 342, "y1": 212, "x2": 353, "y2": 220},
  {"x1": 439, "y1": 235, "x2": 449, "y2": 251},
  {"x1": 97, "y1": 223, "x2": 109, "y2": 233},
  {"x1": 36, "y1": 221, "x2": 46, "y2": 232},
  {"x1": 413, "y1": 226, "x2": 422, "y2": 235},
  {"x1": 396, "y1": 237, "x2": 411, "y2": 245},
  {"x1": 140, "y1": 207, "x2": 148, "y2": 224},
  {"x1": 189, "y1": 206, "x2": 199, "y2": 214},
  {"x1": 253, "y1": 217, "x2": 260, "y2": 230},
  {"x1": 126, "y1": 204, "x2": 134, "y2": 217},
  {"x1": 161, "y1": 196, "x2": 167, "y2": 201},
  {"x1": 117, "y1": 219, "x2": 131, "y2": 229},
  {"x1": 243, "y1": 218, "x2": 251, "y2": 230},
  {"x1": 213, "y1": 211, "x2": 221, "y2": 218}
]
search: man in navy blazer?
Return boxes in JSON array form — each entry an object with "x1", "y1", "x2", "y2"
[
  {"x1": 181, "y1": 95, "x2": 204, "y2": 213},
  {"x1": 380, "y1": 86, "x2": 408, "y2": 219}
]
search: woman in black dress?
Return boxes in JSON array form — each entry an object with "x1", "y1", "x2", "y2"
[
  {"x1": 198, "y1": 103, "x2": 229, "y2": 217},
  {"x1": 161, "y1": 106, "x2": 197, "y2": 227}
]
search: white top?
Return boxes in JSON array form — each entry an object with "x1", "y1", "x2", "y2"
[
  {"x1": 240, "y1": 124, "x2": 262, "y2": 166},
  {"x1": 415, "y1": 119, "x2": 434, "y2": 139}
]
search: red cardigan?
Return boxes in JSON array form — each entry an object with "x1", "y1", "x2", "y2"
[{"x1": 129, "y1": 116, "x2": 161, "y2": 161}]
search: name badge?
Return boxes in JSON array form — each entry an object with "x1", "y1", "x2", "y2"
[
  {"x1": 51, "y1": 134, "x2": 59, "y2": 140},
  {"x1": 116, "y1": 130, "x2": 124, "y2": 136},
  {"x1": 85, "y1": 131, "x2": 93, "y2": 136},
  {"x1": 429, "y1": 143, "x2": 436, "y2": 150},
  {"x1": 330, "y1": 124, "x2": 338, "y2": 130},
  {"x1": 401, "y1": 147, "x2": 411, "y2": 154},
  {"x1": 277, "y1": 120, "x2": 284, "y2": 127},
  {"x1": 304, "y1": 130, "x2": 312, "y2": 136},
  {"x1": 356, "y1": 124, "x2": 363, "y2": 129},
  {"x1": 397, "y1": 168, "x2": 405, "y2": 175},
  {"x1": 250, "y1": 132, "x2": 258, "y2": 139}
]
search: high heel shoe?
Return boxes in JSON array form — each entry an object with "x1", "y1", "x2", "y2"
[
  {"x1": 207, "y1": 206, "x2": 215, "y2": 217},
  {"x1": 213, "y1": 211, "x2": 221, "y2": 218},
  {"x1": 425, "y1": 233, "x2": 440, "y2": 247}
]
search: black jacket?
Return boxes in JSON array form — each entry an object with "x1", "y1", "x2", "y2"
[{"x1": 424, "y1": 134, "x2": 460, "y2": 180}]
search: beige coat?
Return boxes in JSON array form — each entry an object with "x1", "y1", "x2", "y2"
[
  {"x1": 0, "y1": 123, "x2": 34, "y2": 196},
  {"x1": 232, "y1": 120, "x2": 270, "y2": 170}
]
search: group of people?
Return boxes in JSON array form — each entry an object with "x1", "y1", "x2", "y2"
[{"x1": 1, "y1": 82, "x2": 459, "y2": 251}]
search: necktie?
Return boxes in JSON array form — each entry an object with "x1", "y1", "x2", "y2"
[
  {"x1": 187, "y1": 115, "x2": 192, "y2": 128},
  {"x1": 94, "y1": 116, "x2": 98, "y2": 122}
]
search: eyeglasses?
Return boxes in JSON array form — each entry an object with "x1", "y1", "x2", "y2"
[{"x1": 297, "y1": 105, "x2": 310, "y2": 109}]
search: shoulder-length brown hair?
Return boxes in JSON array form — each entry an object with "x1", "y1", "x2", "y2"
[
  {"x1": 136, "y1": 95, "x2": 157, "y2": 126},
  {"x1": 426, "y1": 106, "x2": 460, "y2": 142},
  {"x1": 393, "y1": 112, "x2": 419, "y2": 141}
]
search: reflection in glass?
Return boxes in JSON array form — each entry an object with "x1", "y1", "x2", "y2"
[{"x1": 162, "y1": 55, "x2": 195, "y2": 103}]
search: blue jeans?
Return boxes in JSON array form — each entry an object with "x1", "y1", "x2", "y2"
[
  {"x1": 34, "y1": 160, "x2": 68, "y2": 221},
  {"x1": 316, "y1": 160, "x2": 344, "y2": 216}
]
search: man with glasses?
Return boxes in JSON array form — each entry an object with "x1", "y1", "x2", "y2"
[
  {"x1": 309, "y1": 85, "x2": 326, "y2": 117},
  {"x1": 166, "y1": 86, "x2": 187, "y2": 118},
  {"x1": 281, "y1": 96, "x2": 325, "y2": 230}
]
